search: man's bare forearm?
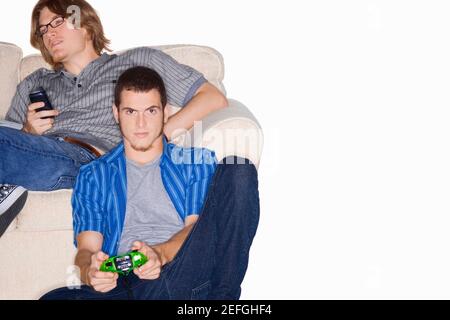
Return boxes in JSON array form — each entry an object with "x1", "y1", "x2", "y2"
[
  {"x1": 75, "y1": 249, "x2": 94, "y2": 284},
  {"x1": 164, "y1": 83, "x2": 228, "y2": 140},
  {"x1": 152, "y1": 223, "x2": 196, "y2": 266}
]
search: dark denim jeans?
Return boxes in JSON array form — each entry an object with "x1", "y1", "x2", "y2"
[
  {"x1": 0, "y1": 127, "x2": 97, "y2": 191},
  {"x1": 40, "y1": 156, "x2": 260, "y2": 300}
]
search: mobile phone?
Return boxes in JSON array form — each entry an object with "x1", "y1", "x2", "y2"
[{"x1": 29, "y1": 87, "x2": 54, "y2": 119}]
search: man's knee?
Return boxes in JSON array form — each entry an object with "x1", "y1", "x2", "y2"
[
  {"x1": 213, "y1": 156, "x2": 259, "y2": 220},
  {"x1": 0, "y1": 126, "x2": 27, "y2": 145},
  {"x1": 217, "y1": 156, "x2": 258, "y2": 191},
  {"x1": 0, "y1": 126, "x2": 16, "y2": 139}
]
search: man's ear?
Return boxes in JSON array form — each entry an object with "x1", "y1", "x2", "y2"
[
  {"x1": 79, "y1": 27, "x2": 93, "y2": 42},
  {"x1": 163, "y1": 104, "x2": 169, "y2": 123},
  {"x1": 112, "y1": 104, "x2": 119, "y2": 124}
]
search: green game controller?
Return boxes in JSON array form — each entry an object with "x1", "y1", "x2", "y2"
[{"x1": 100, "y1": 250, "x2": 148, "y2": 275}]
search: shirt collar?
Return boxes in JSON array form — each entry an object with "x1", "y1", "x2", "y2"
[
  {"x1": 162, "y1": 135, "x2": 169, "y2": 154},
  {"x1": 115, "y1": 135, "x2": 170, "y2": 166},
  {"x1": 160, "y1": 135, "x2": 170, "y2": 167},
  {"x1": 57, "y1": 52, "x2": 111, "y2": 79}
]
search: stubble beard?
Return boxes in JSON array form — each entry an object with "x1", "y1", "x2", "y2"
[{"x1": 119, "y1": 119, "x2": 165, "y2": 153}]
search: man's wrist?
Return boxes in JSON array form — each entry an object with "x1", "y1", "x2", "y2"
[
  {"x1": 151, "y1": 244, "x2": 168, "y2": 266},
  {"x1": 80, "y1": 265, "x2": 91, "y2": 286}
]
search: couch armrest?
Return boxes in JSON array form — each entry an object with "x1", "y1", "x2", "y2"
[
  {"x1": 0, "y1": 42, "x2": 22, "y2": 120},
  {"x1": 173, "y1": 99, "x2": 264, "y2": 169}
]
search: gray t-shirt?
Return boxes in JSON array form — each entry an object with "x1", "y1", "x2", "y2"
[
  {"x1": 6, "y1": 47, "x2": 206, "y2": 152},
  {"x1": 117, "y1": 155, "x2": 185, "y2": 255}
]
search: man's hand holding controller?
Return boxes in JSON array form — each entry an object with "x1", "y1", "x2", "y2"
[
  {"x1": 87, "y1": 251, "x2": 119, "y2": 293},
  {"x1": 131, "y1": 240, "x2": 163, "y2": 280},
  {"x1": 23, "y1": 87, "x2": 59, "y2": 135}
]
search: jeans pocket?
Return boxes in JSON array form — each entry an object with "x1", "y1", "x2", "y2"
[
  {"x1": 78, "y1": 148, "x2": 97, "y2": 164},
  {"x1": 191, "y1": 281, "x2": 211, "y2": 300},
  {"x1": 49, "y1": 175, "x2": 75, "y2": 191}
]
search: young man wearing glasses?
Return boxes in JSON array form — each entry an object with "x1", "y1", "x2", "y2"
[{"x1": 0, "y1": 0, "x2": 228, "y2": 237}]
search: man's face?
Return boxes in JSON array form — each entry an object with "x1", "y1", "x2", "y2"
[
  {"x1": 39, "y1": 7, "x2": 89, "y2": 64},
  {"x1": 114, "y1": 89, "x2": 167, "y2": 152}
]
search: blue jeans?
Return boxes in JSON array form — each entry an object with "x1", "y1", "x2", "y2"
[
  {"x1": 0, "y1": 127, "x2": 98, "y2": 191},
  {"x1": 40, "y1": 156, "x2": 260, "y2": 300}
]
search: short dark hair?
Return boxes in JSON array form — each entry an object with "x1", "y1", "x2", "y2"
[{"x1": 114, "y1": 66, "x2": 167, "y2": 108}]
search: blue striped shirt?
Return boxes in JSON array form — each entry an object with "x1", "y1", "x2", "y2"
[{"x1": 72, "y1": 138, "x2": 217, "y2": 256}]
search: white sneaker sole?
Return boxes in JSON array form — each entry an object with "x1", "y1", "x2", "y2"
[{"x1": 0, "y1": 186, "x2": 28, "y2": 237}]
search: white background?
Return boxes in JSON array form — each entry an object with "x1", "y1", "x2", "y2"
[{"x1": 2, "y1": 0, "x2": 450, "y2": 299}]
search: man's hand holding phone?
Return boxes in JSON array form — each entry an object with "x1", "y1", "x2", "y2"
[
  {"x1": 22, "y1": 102, "x2": 59, "y2": 135},
  {"x1": 23, "y1": 87, "x2": 59, "y2": 135}
]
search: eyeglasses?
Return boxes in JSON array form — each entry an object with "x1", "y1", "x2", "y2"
[{"x1": 37, "y1": 16, "x2": 65, "y2": 37}]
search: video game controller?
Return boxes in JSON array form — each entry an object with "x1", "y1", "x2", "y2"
[{"x1": 100, "y1": 250, "x2": 148, "y2": 276}]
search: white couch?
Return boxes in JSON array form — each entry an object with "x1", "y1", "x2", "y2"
[{"x1": 0, "y1": 42, "x2": 263, "y2": 299}]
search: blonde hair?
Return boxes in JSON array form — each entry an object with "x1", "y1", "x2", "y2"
[{"x1": 30, "y1": 0, "x2": 111, "y2": 69}]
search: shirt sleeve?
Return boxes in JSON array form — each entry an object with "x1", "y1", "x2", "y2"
[
  {"x1": 71, "y1": 164, "x2": 105, "y2": 248},
  {"x1": 5, "y1": 78, "x2": 33, "y2": 124},
  {"x1": 185, "y1": 148, "x2": 217, "y2": 217},
  {"x1": 127, "y1": 47, "x2": 207, "y2": 108}
]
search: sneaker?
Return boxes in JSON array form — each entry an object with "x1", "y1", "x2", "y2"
[{"x1": 0, "y1": 185, "x2": 28, "y2": 237}]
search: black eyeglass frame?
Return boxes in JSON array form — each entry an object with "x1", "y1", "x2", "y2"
[{"x1": 36, "y1": 16, "x2": 66, "y2": 37}]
